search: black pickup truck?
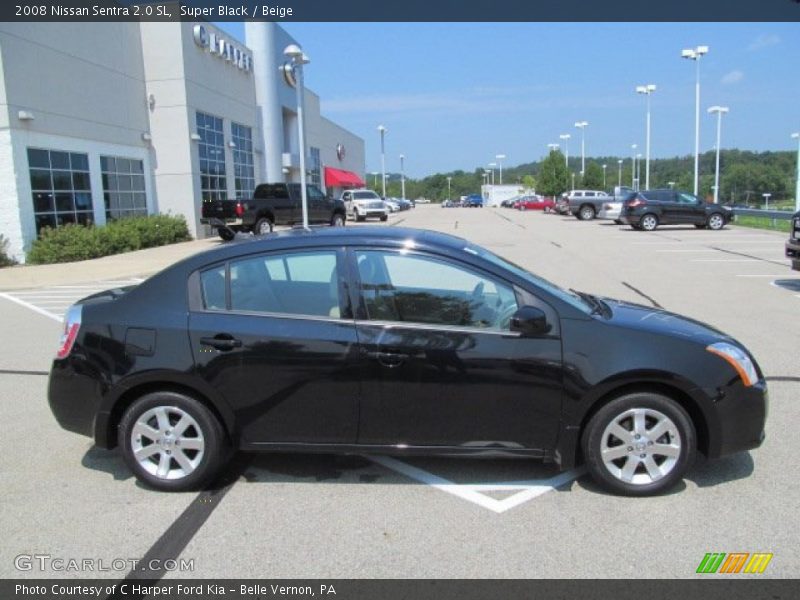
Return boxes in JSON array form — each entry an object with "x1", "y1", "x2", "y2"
[{"x1": 201, "y1": 183, "x2": 347, "y2": 240}]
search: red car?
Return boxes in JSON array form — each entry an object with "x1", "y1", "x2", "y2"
[{"x1": 515, "y1": 195, "x2": 555, "y2": 212}]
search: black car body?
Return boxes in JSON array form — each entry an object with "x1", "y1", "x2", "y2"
[
  {"x1": 48, "y1": 227, "x2": 766, "y2": 495},
  {"x1": 786, "y1": 211, "x2": 800, "y2": 271},
  {"x1": 620, "y1": 189, "x2": 731, "y2": 231},
  {"x1": 200, "y1": 183, "x2": 346, "y2": 240}
]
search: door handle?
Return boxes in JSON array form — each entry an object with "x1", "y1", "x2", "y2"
[
  {"x1": 366, "y1": 350, "x2": 409, "y2": 368},
  {"x1": 200, "y1": 335, "x2": 242, "y2": 351}
]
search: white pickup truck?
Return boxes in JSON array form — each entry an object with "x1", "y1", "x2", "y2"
[{"x1": 341, "y1": 189, "x2": 389, "y2": 222}]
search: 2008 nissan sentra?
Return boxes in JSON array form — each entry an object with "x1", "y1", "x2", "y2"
[{"x1": 48, "y1": 227, "x2": 767, "y2": 496}]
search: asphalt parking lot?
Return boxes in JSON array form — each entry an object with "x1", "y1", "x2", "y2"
[{"x1": 1, "y1": 205, "x2": 797, "y2": 579}]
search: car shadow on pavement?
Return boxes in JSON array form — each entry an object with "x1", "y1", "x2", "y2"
[
  {"x1": 81, "y1": 445, "x2": 134, "y2": 482},
  {"x1": 773, "y1": 279, "x2": 800, "y2": 292},
  {"x1": 686, "y1": 452, "x2": 754, "y2": 489}
]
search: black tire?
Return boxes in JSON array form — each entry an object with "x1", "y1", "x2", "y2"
[
  {"x1": 331, "y1": 213, "x2": 345, "y2": 227},
  {"x1": 707, "y1": 213, "x2": 725, "y2": 230},
  {"x1": 380, "y1": 215, "x2": 388, "y2": 222},
  {"x1": 582, "y1": 391, "x2": 696, "y2": 496},
  {"x1": 640, "y1": 213, "x2": 659, "y2": 231},
  {"x1": 254, "y1": 217, "x2": 273, "y2": 235},
  {"x1": 694, "y1": 224, "x2": 706, "y2": 229},
  {"x1": 356, "y1": 214, "x2": 366, "y2": 222},
  {"x1": 119, "y1": 391, "x2": 228, "y2": 492},
  {"x1": 217, "y1": 228, "x2": 235, "y2": 242},
  {"x1": 520, "y1": 205, "x2": 527, "y2": 211},
  {"x1": 579, "y1": 205, "x2": 596, "y2": 221}
]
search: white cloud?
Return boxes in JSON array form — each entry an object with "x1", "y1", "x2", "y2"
[
  {"x1": 721, "y1": 70, "x2": 744, "y2": 85},
  {"x1": 747, "y1": 34, "x2": 781, "y2": 51}
]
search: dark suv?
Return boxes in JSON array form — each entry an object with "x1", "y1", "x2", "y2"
[
  {"x1": 620, "y1": 189, "x2": 731, "y2": 231},
  {"x1": 786, "y1": 211, "x2": 800, "y2": 271}
]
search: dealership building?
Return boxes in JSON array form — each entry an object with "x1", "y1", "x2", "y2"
[{"x1": 0, "y1": 21, "x2": 365, "y2": 262}]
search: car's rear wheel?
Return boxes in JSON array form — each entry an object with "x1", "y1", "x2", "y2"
[
  {"x1": 520, "y1": 205, "x2": 527, "y2": 211},
  {"x1": 582, "y1": 392, "x2": 696, "y2": 496},
  {"x1": 707, "y1": 213, "x2": 725, "y2": 230},
  {"x1": 356, "y1": 214, "x2": 366, "y2": 222},
  {"x1": 217, "y1": 227, "x2": 235, "y2": 242},
  {"x1": 640, "y1": 214, "x2": 659, "y2": 231},
  {"x1": 331, "y1": 213, "x2": 345, "y2": 227},
  {"x1": 579, "y1": 205, "x2": 596, "y2": 221},
  {"x1": 119, "y1": 392, "x2": 228, "y2": 492},
  {"x1": 255, "y1": 218, "x2": 273, "y2": 235}
]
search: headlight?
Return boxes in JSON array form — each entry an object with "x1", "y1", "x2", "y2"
[{"x1": 706, "y1": 342, "x2": 758, "y2": 387}]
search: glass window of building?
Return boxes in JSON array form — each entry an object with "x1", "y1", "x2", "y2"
[
  {"x1": 197, "y1": 112, "x2": 227, "y2": 202},
  {"x1": 231, "y1": 122, "x2": 255, "y2": 199},
  {"x1": 101, "y1": 156, "x2": 147, "y2": 220},
  {"x1": 309, "y1": 147, "x2": 321, "y2": 187},
  {"x1": 28, "y1": 148, "x2": 93, "y2": 234}
]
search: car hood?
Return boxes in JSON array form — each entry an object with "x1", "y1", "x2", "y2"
[{"x1": 601, "y1": 298, "x2": 732, "y2": 346}]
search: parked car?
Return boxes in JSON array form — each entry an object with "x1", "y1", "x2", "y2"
[
  {"x1": 786, "y1": 211, "x2": 800, "y2": 271},
  {"x1": 567, "y1": 190, "x2": 612, "y2": 220},
  {"x1": 620, "y1": 190, "x2": 731, "y2": 231},
  {"x1": 516, "y1": 195, "x2": 556, "y2": 212},
  {"x1": 598, "y1": 189, "x2": 637, "y2": 222},
  {"x1": 553, "y1": 194, "x2": 570, "y2": 215},
  {"x1": 465, "y1": 194, "x2": 484, "y2": 208},
  {"x1": 501, "y1": 197, "x2": 519, "y2": 208},
  {"x1": 341, "y1": 189, "x2": 389, "y2": 222},
  {"x1": 200, "y1": 183, "x2": 346, "y2": 240},
  {"x1": 49, "y1": 226, "x2": 766, "y2": 496},
  {"x1": 384, "y1": 198, "x2": 401, "y2": 213},
  {"x1": 397, "y1": 198, "x2": 413, "y2": 211}
]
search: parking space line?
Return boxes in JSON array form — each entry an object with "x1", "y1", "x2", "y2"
[
  {"x1": 0, "y1": 292, "x2": 62, "y2": 322},
  {"x1": 371, "y1": 456, "x2": 584, "y2": 514},
  {"x1": 735, "y1": 274, "x2": 787, "y2": 278}
]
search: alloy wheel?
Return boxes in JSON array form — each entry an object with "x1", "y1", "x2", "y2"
[{"x1": 131, "y1": 406, "x2": 205, "y2": 480}]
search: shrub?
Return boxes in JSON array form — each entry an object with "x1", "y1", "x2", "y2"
[
  {"x1": 0, "y1": 234, "x2": 17, "y2": 268},
  {"x1": 27, "y1": 214, "x2": 191, "y2": 265}
]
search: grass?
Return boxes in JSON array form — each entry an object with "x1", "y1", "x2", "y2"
[{"x1": 733, "y1": 215, "x2": 792, "y2": 233}]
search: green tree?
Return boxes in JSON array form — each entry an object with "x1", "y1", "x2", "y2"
[
  {"x1": 582, "y1": 162, "x2": 604, "y2": 190},
  {"x1": 522, "y1": 174, "x2": 536, "y2": 192},
  {"x1": 537, "y1": 150, "x2": 568, "y2": 197}
]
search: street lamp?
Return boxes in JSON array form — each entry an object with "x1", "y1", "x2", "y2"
[
  {"x1": 708, "y1": 106, "x2": 729, "y2": 204},
  {"x1": 763, "y1": 193, "x2": 771, "y2": 210},
  {"x1": 574, "y1": 121, "x2": 588, "y2": 175},
  {"x1": 547, "y1": 143, "x2": 559, "y2": 154},
  {"x1": 559, "y1": 134, "x2": 571, "y2": 168},
  {"x1": 399, "y1": 154, "x2": 406, "y2": 200},
  {"x1": 636, "y1": 84, "x2": 656, "y2": 189},
  {"x1": 602, "y1": 164, "x2": 607, "y2": 189},
  {"x1": 488, "y1": 162, "x2": 496, "y2": 185},
  {"x1": 792, "y1": 132, "x2": 800, "y2": 212},
  {"x1": 668, "y1": 181, "x2": 675, "y2": 189},
  {"x1": 631, "y1": 143, "x2": 638, "y2": 189},
  {"x1": 284, "y1": 44, "x2": 310, "y2": 228},
  {"x1": 495, "y1": 154, "x2": 506, "y2": 185},
  {"x1": 682, "y1": 45, "x2": 709, "y2": 195},
  {"x1": 636, "y1": 154, "x2": 642, "y2": 190},
  {"x1": 617, "y1": 159, "x2": 623, "y2": 187},
  {"x1": 447, "y1": 176, "x2": 452, "y2": 201},
  {"x1": 377, "y1": 125, "x2": 387, "y2": 198}
]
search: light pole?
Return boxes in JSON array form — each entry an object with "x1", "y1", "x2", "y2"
[
  {"x1": 559, "y1": 134, "x2": 570, "y2": 168},
  {"x1": 631, "y1": 144, "x2": 638, "y2": 189},
  {"x1": 708, "y1": 106, "x2": 729, "y2": 204},
  {"x1": 571, "y1": 172, "x2": 576, "y2": 190},
  {"x1": 284, "y1": 44, "x2": 310, "y2": 228},
  {"x1": 495, "y1": 154, "x2": 506, "y2": 185},
  {"x1": 617, "y1": 159, "x2": 623, "y2": 187},
  {"x1": 636, "y1": 84, "x2": 656, "y2": 189},
  {"x1": 792, "y1": 132, "x2": 800, "y2": 212},
  {"x1": 602, "y1": 164, "x2": 607, "y2": 189},
  {"x1": 636, "y1": 154, "x2": 642, "y2": 190},
  {"x1": 446, "y1": 176, "x2": 452, "y2": 201},
  {"x1": 668, "y1": 181, "x2": 675, "y2": 189},
  {"x1": 377, "y1": 124, "x2": 387, "y2": 198},
  {"x1": 371, "y1": 171, "x2": 379, "y2": 188},
  {"x1": 488, "y1": 163, "x2": 496, "y2": 185},
  {"x1": 574, "y1": 121, "x2": 588, "y2": 175},
  {"x1": 682, "y1": 45, "x2": 709, "y2": 195},
  {"x1": 763, "y1": 193, "x2": 771, "y2": 210},
  {"x1": 399, "y1": 154, "x2": 406, "y2": 200}
]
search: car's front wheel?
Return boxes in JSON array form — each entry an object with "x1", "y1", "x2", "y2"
[
  {"x1": 707, "y1": 213, "x2": 725, "y2": 230},
  {"x1": 582, "y1": 392, "x2": 696, "y2": 496},
  {"x1": 331, "y1": 213, "x2": 345, "y2": 227},
  {"x1": 119, "y1": 392, "x2": 228, "y2": 492},
  {"x1": 217, "y1": 227, "x2": 235, "y2": 242}
]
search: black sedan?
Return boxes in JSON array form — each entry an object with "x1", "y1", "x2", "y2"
[
  {"x1": 620, "y1": 189, "x2": 731, "y2": 231},
  {"x1": 48, "y1": 227, "x2": 766, "y2": 496}
]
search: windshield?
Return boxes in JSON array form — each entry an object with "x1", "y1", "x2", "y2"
[
  {"x1": 353, "y1": 191, "x2": 380, "y2": 200},
  {"x1": 466, "y1": 245, "x2": 592, "y2": 314}
]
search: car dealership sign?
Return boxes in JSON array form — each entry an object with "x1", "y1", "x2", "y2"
[{"x1": 193, "y1": 25, "x2": 252, "y2": 73}]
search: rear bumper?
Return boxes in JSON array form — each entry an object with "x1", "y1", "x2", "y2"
[
  {"x1": 48, "y1": 359, "x2": 105, "y2": 443},
  {"x1": 201, "y1": 217, "x2": 244, "y2": 228}
]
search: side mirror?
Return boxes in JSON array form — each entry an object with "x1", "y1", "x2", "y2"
[{"x1": 510, "y1": 306, "x2": 550, "y2": 336}]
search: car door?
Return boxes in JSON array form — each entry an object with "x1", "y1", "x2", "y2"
[
  {"x1": 675, "y1": 192, "x2": 706, "y2": 225},
  {"x1": 349, "y1": 248, "x2": 563, "y2": 451},
  {"x1": 189, "y1": 248, "x2": 360, "y2": 444},
  {"x1": 305, "y1": 184, "x2": 331, "y2": 223}
]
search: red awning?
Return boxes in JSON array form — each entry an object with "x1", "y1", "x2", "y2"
[{"x1": 325, "y1": 167, "x2": 364, "y2": 188}]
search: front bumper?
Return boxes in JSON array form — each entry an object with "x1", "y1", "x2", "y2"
[
  {"x1": 704, "y1": 379, "x2": 768, "y2": 459},
  {"x1": 786, "y1": 239, "x2": 800, "y2": 271}
]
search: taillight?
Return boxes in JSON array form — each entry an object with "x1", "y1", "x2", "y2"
[
  {"x1": 56, "y1": 305, "x2": 82, "y2": 359},
  {"x1": 235, "y1": 202, "x2": 244, "y2": 217},
  {"x1": 627, "y1": 198, "x2": 647, "y2": 208}
]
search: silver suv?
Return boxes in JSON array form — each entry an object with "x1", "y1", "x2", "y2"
[{"x1": 341, "y1": 189, "x2": 389, "y2": 222}]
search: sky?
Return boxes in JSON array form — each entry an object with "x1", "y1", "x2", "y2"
[{"x1": 218, "y1": 22, "x2": 800, "y2": 178}]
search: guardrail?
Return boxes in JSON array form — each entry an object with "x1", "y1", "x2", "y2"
[{"x1": 730, "y1": 208, "x2": 795, "y2": 220}]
